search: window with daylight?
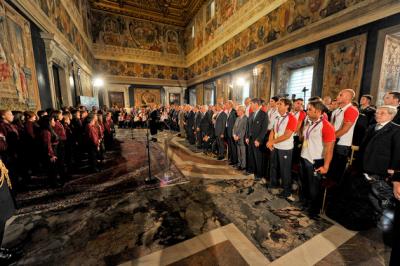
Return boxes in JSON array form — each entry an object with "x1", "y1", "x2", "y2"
[
  {"x1": 241, "y1": 81, "x2": 250, "y2": 105},
  {"x1": 287, "y1": 66, "x2": 314, "y2": 105}
]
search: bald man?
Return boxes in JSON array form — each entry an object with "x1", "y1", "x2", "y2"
[{"x1": 328, "y1": 89, "x2": 359, "y2": 184}]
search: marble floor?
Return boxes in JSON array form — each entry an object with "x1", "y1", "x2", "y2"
[{"x1": 3, "y1": 129, "x2": 393, "y2": 265}]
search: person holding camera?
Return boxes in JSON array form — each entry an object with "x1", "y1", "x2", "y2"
[{"x1": 299, "y1": 100, "x2": 336, "y2": 217}]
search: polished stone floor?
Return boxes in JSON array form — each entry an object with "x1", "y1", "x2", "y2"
[{"x1": 3, "y1": 129, "x2": 393, "y2": 265}]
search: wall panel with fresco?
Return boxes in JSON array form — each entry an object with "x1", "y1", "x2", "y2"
[
  {"x1": 95, "y1": 59, "x2": 187, "y2": 81},
  {"x1": 91, "y1": 10, "x2": 184, "y2": 56},
  {"x1": 187, "y1": 0, "x2": 372, "y2": 81},
  {"x1": 32, "y1": 0, "x2": 93, "y2": 66},
  {"x1": 0, "y1": 1, "x2": 40, "y2": 110}
]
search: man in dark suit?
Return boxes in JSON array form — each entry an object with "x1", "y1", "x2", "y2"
[
  {"x1": 214, "y1": 104, "x2": 228, "y2": 160},
  {"x1": 225, "y1": 100, "x2": 238, "y2": 165},
  {"x1": 148, "y1": 104, "x2": 160, "y2": 142},
  {"x1": 199, "y1": 105, "x2": 214, "y2": 152},
  {"x1": 383, "y1": 92, "x2": 400, "y2": 124},
  {"x1": 359, "y1": 94, "x2": 376, "y2": 125},
  {"x1": 361, "y1": 105, "x2": 400, "y2": 177},
  {"x1": 194, "y1": 106, "x2": 202, "y2": 149},
  {"x1": 185, "y1": 106, "x2": 196, "y2": 145},
  {"x1": 246, "y1": 98, "x2": 268, "y2": 180}
]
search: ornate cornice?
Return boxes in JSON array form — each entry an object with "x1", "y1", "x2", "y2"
[
  {"x1": 104, "y1": 75, "x2": 187, "y2": 87},
  {"x1": 92, "y1": 44, "x2": 186, "y2": 67}
]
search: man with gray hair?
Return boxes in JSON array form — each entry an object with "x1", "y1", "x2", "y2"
[
  {"x1": 361, "y1": 105, "x2": 400, "y2": 178},
  {"x1": 233, "y1": 105, "x2": 248, "y2": 170}
]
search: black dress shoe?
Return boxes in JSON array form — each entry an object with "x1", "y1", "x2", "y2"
[
  {"x1": 217, "y1": 156, "x2": 224, "y2": 160},
  {"x1": 0, "y1": 249, "x2": 22, "y2": 265}
]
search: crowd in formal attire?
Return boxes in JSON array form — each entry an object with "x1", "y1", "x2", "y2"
[
  {"x1": 1, "y1": 90, "x2": 400, "y2": 264},
  {"x1": 159, "y1": 90, "x2": 400, "y2": 265},
  {"x1": 0, "y1": 105, "x2": 118, "y2": 263}
]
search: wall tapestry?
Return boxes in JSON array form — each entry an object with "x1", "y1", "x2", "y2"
[
  {"x1": 377, "y1": 35, "x2": 400, "y2": 105},
  {"x1": 79, "y1": 69, "x2": 93, "y2": 97},
  {"x1": 134, "y1": 88, "x2": 161, "y2": 107},
  {"x1": 322, "y1": 33, "x2": 367, "y2": 99},
  {"x1": 255, "y1": 61, "x2": 272, "y2": 101},
  {"x1": 0, "y1": 0, "x2": 40, "y2": 110}
]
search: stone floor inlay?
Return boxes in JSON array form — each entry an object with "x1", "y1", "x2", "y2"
[{"x1": 4, "y1": 129, "x2": 334, "y2": 265}]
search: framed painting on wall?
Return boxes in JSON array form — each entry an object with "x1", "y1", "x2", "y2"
[
  {"x1": 322, "y1": 34, "x2": 367, "y2": 99},
  {"x1": 169, "y1": 93, "x2": 180, "y2": 105},
  {"x1": 134, "y1": 88, "x2": 161, "y2": 107},
  {"x1": 108, "y1": 91, "x2": 125, "y2": 108}
]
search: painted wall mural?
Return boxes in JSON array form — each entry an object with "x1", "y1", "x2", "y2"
[
  {"x1": 95, "y1": 59, "x2": 187, "y2": 81},
  {"x1": 33, "y1": 0, "x2": 93, "y2": 66},
  {"x1": 377, "y1": 35, "x2": 400, "y2": 105},
  {"x1": 91, "y1": 10, "x2": 184, "y2": 55},
  {"x1": 322, "y1": 34, "x2": 367, "y2": 99},
  {"x1": 134, "y1": 88, "x2": 161, "y2": 107},
  {"x1": 187, "y1": 0, "x2": 367, "y2": 80},
  {"x1": 0, "y1": 1, "x2": 40, "y2": 110}
]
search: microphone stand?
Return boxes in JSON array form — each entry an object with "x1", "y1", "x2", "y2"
[{"x1": 145, "y1": 114, "x2": 157, "y2": 184}]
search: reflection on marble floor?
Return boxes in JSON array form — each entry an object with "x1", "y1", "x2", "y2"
[{"x1": 4, "y1": 129, "x2": 388, "y2": 266}]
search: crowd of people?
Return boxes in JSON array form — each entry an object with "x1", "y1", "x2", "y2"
[
  {"x1": 154, "y1": 90, "x2": 400, "y2": 265},
  {"x1": 1, "y1": 90, "x2": 400, "y2": 264},
  {"x1": 0, "y1": 106, "x2": 116, "y2": 192},
  {"x1": 159, "y1": 89, "x2": 400, "y2": 265}
]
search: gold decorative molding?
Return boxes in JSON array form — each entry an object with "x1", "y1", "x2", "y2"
[
  {"x1": 187, "y1": 0, "x2": 400, "y2": 86},
  {"x1": 92, "y1": 44, "x2": 186, "y2": 67},
  {"x1": 104, "y1": 75, "x2": 187, "y2": 87},
  {"x1": 10, "y1": 0, "x2": 93, "y2": 74},
  {"x1": 185, "y1": 0, "x2": 286, "y2": 66}
]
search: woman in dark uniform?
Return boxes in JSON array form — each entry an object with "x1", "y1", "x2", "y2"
[
  {"x1": 0, "y1": 133, "x2": 21, "y2": 264},
  {"x1": 39, "y1": 115, "x2": 62, "y2": 187}
]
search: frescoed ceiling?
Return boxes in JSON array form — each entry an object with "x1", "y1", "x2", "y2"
[{"x1": 89, "y1": 0, "x2": 206, "y2": 27}]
